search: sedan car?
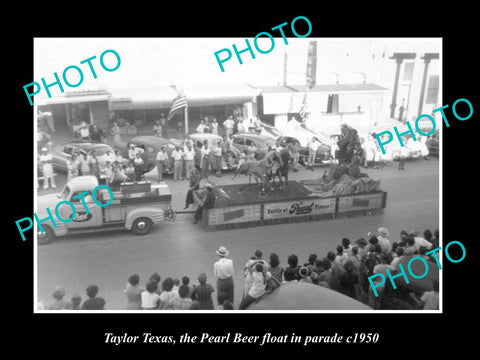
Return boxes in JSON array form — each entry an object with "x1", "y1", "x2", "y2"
[
  {"x1": 121, "y1": 135, "x2": 176, "y2": 172},
  {"x1": 426, "y1": 130, "x2": 439, "y2": 156},
  {"x1": 231, "y1": 133, "x2": 277, "y2": 160},
  {"x1": 277, "y1": 134, "x2": 331, "y2": 165},
  {"x1": 49, "y1": 140, "x2": 116, "y2": 173}
]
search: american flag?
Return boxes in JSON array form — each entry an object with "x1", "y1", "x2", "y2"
[{"x1": 167, "y1": 93, "x2": 188, "y2": 121}]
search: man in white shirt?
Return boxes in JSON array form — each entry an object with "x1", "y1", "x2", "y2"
[
  {"x1": 223, "y1": 116, "x2": 235, "y2": 137},
  {"x1": 39, "y1": 147, "x2": 56, "y2": 189},
  {"x1": 213, "y1": 141, "x2": 223, "y2": 177},
  {"x1": 214, "y1": 246, "x2": 234, "y2": 306},
  {"x1": 307, "y1": 137, "x2": 320, "y2": 170},
  {"x1": 153, "y1": 120, "x2": 163, "y2": 137},
  {"x1": 78, "y1": 122, "x2": 90, "y2": 140},
  {"x1": 377, "y1": 227, "x2": 392, "y2": 255},
  {"x1": 196, "y1": 120, "x2": 205, "y2": 133},
  {"x1": 183, "y1": 142, "x2": 196, "y2": 180},
  {"x1": 171, "y1": 146, "x2": 184, "y2": 181},
  {"x1": 156, "y1": 146, "x2": 169, "y2": 182}
]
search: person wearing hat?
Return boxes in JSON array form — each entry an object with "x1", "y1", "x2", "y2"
[
  {"x1": 213, "y1": 246, "x2": 234, "y2": 306},
  {"x1": 377, "y1": 227, "x2": 392, "y2": 255},
  {"x1": 39, "y1": 147, "x2": 56, "y2": 189},
  {"x1": 193, "y1": 183, "x2": 215, "y2": 223},
  {"x1": 156, "y1": 145, "x2": 169, "y2": 182},
  {"x1": 171, "y1": 145, "x2": 184, "y2": 181}
]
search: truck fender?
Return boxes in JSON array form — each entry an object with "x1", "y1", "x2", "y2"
[{"x1": 124, "y1": 207, "x2": 165, "y2": 230}]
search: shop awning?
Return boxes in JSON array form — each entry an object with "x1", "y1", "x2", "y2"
[{"x1": 36, "y1": 90, "x2": 110, "y2": 106}]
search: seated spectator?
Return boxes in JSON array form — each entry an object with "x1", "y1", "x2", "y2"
[
  {"x1": 171, "y1": 285, "x2": 193, "y2": 310},
  {"x1": 159, "y1": 277, "x2": 177, "y2": 310},
  {"x1": 339, "y1": 260, "x2": 359, "y2": 299},
  {"x1": 192, "y1": 273, "x2": 215, "y2": 310},
  {"x1": 282, "y1": 267, "x2": 298, "y2": 283},
  {"x1": 342, "y1": 238, "x2": 353, "y2": 256},
  {"x1": 306, "y1": 254, "x2": 318, "y2": 269},
  {"x1": 48, "y1": 286, "x2": 68, "y2": 310},
  {"x1": 148, "y1": 272, "x2": 162, "y2": 294},
  {"x1": 81, "y1": 285, "x2": 106, "y2": 310},
  {"x1": 268, "y1": 253, "x2": 284, "y2": 290},
  {"x1": 141, "y1": 280, "x2": 161, "y2": 310},
  {"x1": 410, "y1": 229, "x2": 432, "y2": 251},
  {"x1": 420, "y1": 280, "x2": 439, "y2": 310},
  {"x1": 182, "y1": 276, "x2": 194, "y2": 298},
  {"x1": 311, "y1": 259, "x2": 324, "y2": 284},
  {"x1": 424, "y1": 229, "x2": 439, "y2": 249},
  {"x1": 67, "y1": 293, "x2": 82, "y2": 310},
  {"x1": 124, "y1": 274, "x2": 144, "y2": 310},
  {"x1": 239, "y1": 262, "x2": 271, "y2": 310},
  {"x1": 335, "y1": 245, "x2": 349, "y2": 266},
  {"x1": 368, "y1": 236, "x2": 382, "y2": 254},
  {"x1": 404, "y1": 235, "x2": 417, "y2": 255},
  {"x1": 398, "y1": 230, "x2": 409, "y2": 247},
  {"x1": 298, "y1": 266, "x2": 313, "y2": 283},
  {"x1": 286, "y1": 254, "x2": 301, "y2": 280},
  {"x1": 390, "y1": 247, "x2": 405, "y2": 269}
]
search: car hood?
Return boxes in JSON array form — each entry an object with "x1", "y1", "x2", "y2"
[{"x1": 37, "y1": 193, "x2": 64, "y2": 214}]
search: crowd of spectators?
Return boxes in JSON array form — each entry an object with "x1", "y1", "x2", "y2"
[{"x1": 38, "y1": 226, "x2": 439, "y2": 311}]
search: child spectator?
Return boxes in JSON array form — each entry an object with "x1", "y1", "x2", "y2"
[
  {"x1": 420, "y1": 280, "x2": 439, "y2": 310},
  {"x1": 81, "y1": 285, "x2": 106, "y2": 310},
  {"x1": 317, "y1": 259, "x2": 332, "y2": 288},
  {"x1": 286, "y1": 254, "x2": 301, "y2": 280},
  {"x1": 268, "y1": 253, "x2": 284, "y2": 290},
  {"x1": 282, "y1": 267, "x2": 298, "y2": 283},
  {"x1": 339, "y1": 260, "x2": 359, "y2": 299},
  {"x1": 342, "y1": 238, "x2": 353, "y2": 256},
  {"x1": 192, "y1": 273, "x2": 215, "y2": 310},
  {"x1": 390, "y1": 247, "x2": 405, "y2": 269},
  {"x1": 141, "y1": 280, "x2": 161, "y2": 310},
  {"x1": 349, "y1": 246, "x2": 361, "y2": 271},
  {"x1": 182, "y1": 276, "x2": 195, "y2": 298},
  {"x1": 172, "y1": 278, "x2": 181, "y2": 294},
  {"x1": 328, "y1": 251, "x2": 345, "y2": 291},
  {"x1": 124, "y1": 274, "x2": 144, "y2": 310},
  {"x1": 335, "y1": 245, "x2": 349, "y2": 266},
  {"x1": 67, "y1": 293, "x2": 82, "y2": 310},
  {"x1": 299, "y1": 266, "x2": 313, "y2": 283}
]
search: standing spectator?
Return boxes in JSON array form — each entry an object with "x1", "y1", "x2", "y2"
[
  {"x1": 287, "y1": 143, "x2": 300, "y2": 172},
  {"x1": 114, "y1": 150, "x2": 127, "y2": 164},
  {"x1": 390, "y1": 247, "x2": 405, "y2": 269},
  {"x1": 141, "y1": 280, "x2": 161, "y2": 310},
  {"x1": 335, "y1": 245, "x2": 349, "y2": 266},
  {"x1": 170, "y1": 285, "x2": 193, "y2": 310},
  {"x1": 354, "y1": 238, "x2": 369, "y2": 260},
  {"x1": 211, "y1": 118, "x2": 219, "y2": 135},
  {"x1": 153, "y1": 120, "x2": 163, "y2": 137},
  {"x1": 200, "y1": 140, "x2": 211, "y2": 175},
  {"x1": 78, "y1": 121, "x2": 90, "y2": 140},
  {"x1": 125, "y1": 162, "x2": 135, "y2": 182},
  {"x1": 398, "y1": 141, "x2": 408, "y2": 170},
  {"x1": 268, "y1": 253, "x2": 284, "y2": 290},
  {"x1": 158, "y1": 277, "x2": 177, "y2": 310},
  {"x1": 223, "y1": 116, "x2": 235, "y2": 138},
  {"x1": 39, "y1": 147, "x2": 56, "y2": 189},
  {"x1": 133, "y1": 153, "x2": 145, "y2": 181},
  {"x1": 339, "y1": 260, "x2": 359, "y2": 299},
  {"x1": 196, "y1": 120, "x2": 206, "y2": 133},
  {"x1": 328, "y1": 251, "x2": 345, "y2": 292},
  {"x1": 183, "y1": 142, "x2": 196, "y2": 180},
  {"x1": 81, "y1": 285, "x2": 106, "y2": 310},
  {"x1": 67, "y1": 155, "x2": 79, "y2": 181},
  {"x1": 48, "y1": 286, "x2": 68, "y2": 310},
  {"x1": 128, "y1": 143, "x2": 137, "y2": 161},
  {"x1": 213, "y1": 246, "x2": 234, "y2": 305},
  {"x1": 79, "y1": 153, "x2": 91, "y2": 176},
  {"x1": 124, "y1": 274, "x2": 144, "y2": 310},
  {"x1": 239, "y1": 262, "x2": 271, "y2": 310},
  {"x1": 192, "y1": 273, "x2": 215, "y2": 310},
  {"x1": 171, "y1": 145, "x2": 184, "y2": 181},
  {"x1": 285, "y1": 254, "x2": 301, "y2": 280},
  {"x1": 89, "y1": 124, "x2": 105, "y2": 142},
  {"x1": 410, "y1": 229, "x2": 433, "y2": 251},
  {"x1": 307, "y1": 137, "x2": 320, "y2": 170},
  {"x1": 160, "y1": 113, "x2": 168, "y2": 137},
  {"x1": 329, "y1": 135, "x2": 339, "y2": 165},
  {"x1": 193, "y1": 183, "x2": 215, "y2": 224},
  {"x1": 89, "y1": 152, "x2": 101, "y2": 179},
  {"x1": 155, "y1": 145, "x2": 169, "y2": 182},
  {"x1": 348, "y1": 247, "x2": 362, "y2": 271},
  {"x1": 404, "y1": 235, "x2": 417, "y2": 255},
  {"x1": 377, "y1": 227, "x2": 392, "y2": 255},
  {"x1": 213, "y1": 140, "x2": 223, "y2": 177},
  {"x1": 342, "y1": 238, "x2": 353, "y2": 256},
  {"x1": 317, "y1": 259, "x2": 332, "y2": 288}
]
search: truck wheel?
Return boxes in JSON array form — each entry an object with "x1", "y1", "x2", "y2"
[
  {"x1": 38, "y1": 226, "x2": 55, "y2": 245},
  {"x1": 132, "y1": 217, "x2": 153, "y2": 235}
]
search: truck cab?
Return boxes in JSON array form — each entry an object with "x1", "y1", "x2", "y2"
[{"x1": 37, "y1": 176, "x2": 172, "y2": 244}]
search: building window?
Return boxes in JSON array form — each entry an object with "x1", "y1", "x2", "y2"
[
  {"x1": 403, "y1": 62, "x2": 414, "y2": 81},
  {"x1": 425, "y1": 75, "x2": 439, "y2": 104}
]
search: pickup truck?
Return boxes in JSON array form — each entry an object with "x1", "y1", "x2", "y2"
[{"x1": 37, "y1": 176, "x2": 172, "y2": 245}]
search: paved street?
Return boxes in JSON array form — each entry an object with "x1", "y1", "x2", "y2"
[{"x1": 36, "y1": 156, "x2": 439, "y2": 310}]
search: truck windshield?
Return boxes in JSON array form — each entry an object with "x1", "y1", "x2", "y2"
[{"x1": 59, "y1": 185, "x2": 70, "y2": 200}]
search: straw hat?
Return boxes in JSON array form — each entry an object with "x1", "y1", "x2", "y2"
[{"x1": 216, "y1": 246, "x2": 229, "y2": 256}]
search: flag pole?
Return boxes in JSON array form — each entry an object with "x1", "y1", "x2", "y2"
[{"x1": 184, "y1": 106, "x2": 189, "y2": 135}]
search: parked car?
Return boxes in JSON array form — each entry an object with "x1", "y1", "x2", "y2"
[
  {"x1": 50, "y1": 140, "x2": 116, "y2": 173},
  {"x1": 231, "y1": 133, "x2": 277, "y2": 160},
  {"x1": 121, "y1": 136, "x2": 176, "y2": 172},
  {"x1": 277, "y1": 132, "x2": 331, "y2": 165},
  {"x1": 426, "y1": 130, "x2": 439, "y2": 156}
]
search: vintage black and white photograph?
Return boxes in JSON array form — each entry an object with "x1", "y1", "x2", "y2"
[{"x1": 32, "y1": 37, "x2": 441, "y2": 312}]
